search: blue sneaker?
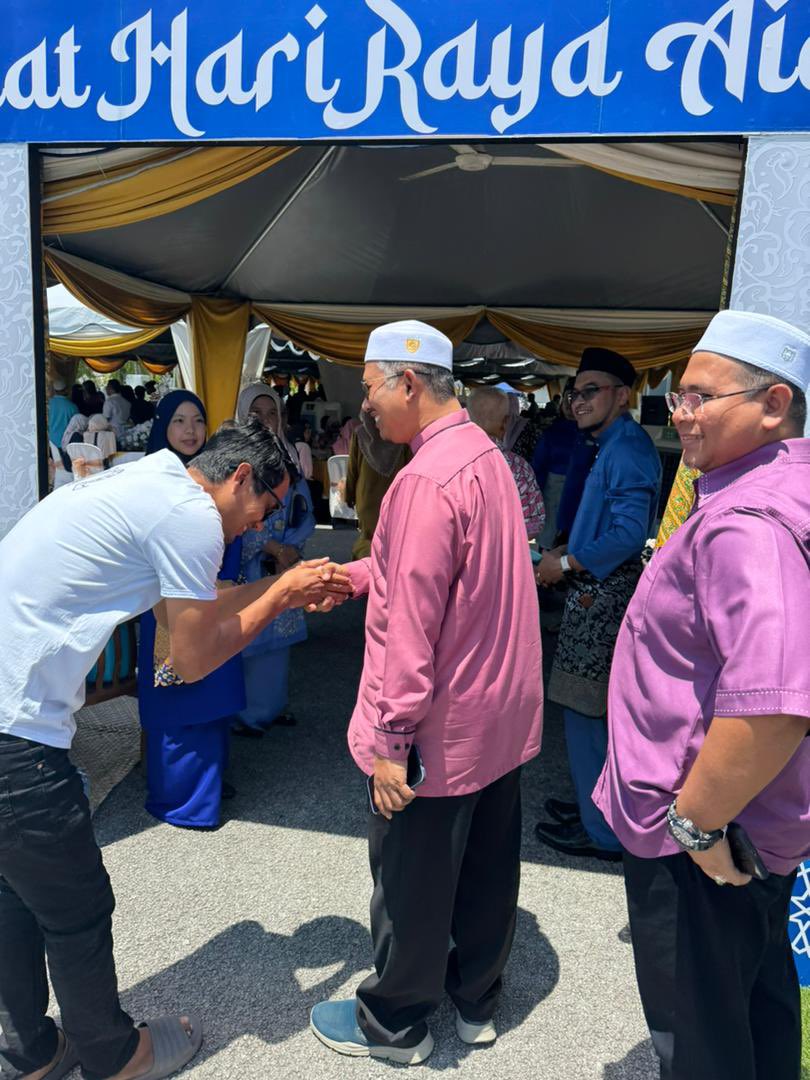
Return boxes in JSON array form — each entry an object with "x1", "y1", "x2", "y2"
[{"x1": 310, "y1": 999, "x2": 434, "y2": 1064}]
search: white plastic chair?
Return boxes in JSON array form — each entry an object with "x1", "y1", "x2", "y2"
[
  {"x1": 49, "y1": 441, "x2": 72, "y2": 489},
  {"x1": 66, "y1": 441, "x2": 105, "y2": 479},
  {"x1": 327, "y1": 455, "x2": 357, "y2": 521}
]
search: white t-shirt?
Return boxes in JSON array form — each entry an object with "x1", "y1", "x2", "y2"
[{"x1": 0, "y1": 450, "x2": 224, "y2": 749}]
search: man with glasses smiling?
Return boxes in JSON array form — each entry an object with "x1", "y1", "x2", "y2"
[
  {"x1": 534, "y1": 347, "x2": 661, "y2": 862},
  {"x1": 593, "y1": 310, "x2": 810, "y2": 1080}
]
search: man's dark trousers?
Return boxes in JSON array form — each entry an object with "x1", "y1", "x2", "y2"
[
  {"x1": 623, "y1": 850, "x2": 800, "y2": 1080},
  {"x1": 0, "y1": 734, "x2": 139, "y2": 1080},
  {"x1": 356, "y1": 766, "x2": 522, "y2": 1047}
]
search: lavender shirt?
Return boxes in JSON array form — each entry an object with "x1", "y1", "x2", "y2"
[
  {"x1": 594, "y1": 440, "x2": 810, "y2": 875},
  {"x1": 346, "y1": 410, "x2": 543, "y2": 798}
]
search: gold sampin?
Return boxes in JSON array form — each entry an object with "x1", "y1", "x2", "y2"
[{"x1": 405, "y1": 338, "x2": 421, "y2": 354}]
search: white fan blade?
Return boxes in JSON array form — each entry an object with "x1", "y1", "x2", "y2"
[{"x1": 400, "y1": 162, "x2": 459, "y2": 182}]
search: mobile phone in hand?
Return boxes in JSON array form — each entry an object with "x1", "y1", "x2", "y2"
[
  {"x1": 367, "y1": 744, "x2": 426, "y2": 815},
  {"x1": 726, "y1": 822, "x2": 769, "y2": 880}
]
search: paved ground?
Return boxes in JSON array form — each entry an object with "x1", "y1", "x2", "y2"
[{"x1": 89, "y1": 527, "x2": 658, "y2": 1080}]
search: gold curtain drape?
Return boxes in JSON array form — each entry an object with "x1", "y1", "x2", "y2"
[
  {"x1": 49, "y1": 325, "x2": 166, "y2": 357},
  {"x1": 44, "y1": 146, "x2": 298, "y2": 235},
  {"x1": 578, "y1": 166, "x2": 736, "y2": 206},
  {"x1": 481, "y1": 311, "x2": 705, "y2": 372},
  {"x1": 46, "y1": 249, "x2": 190, "y2": 327},
  {"x1": 82, "y1": 357, "x2": 128, "y2": 375},
  {"x1": 254, "y1": 304, "x2": 484, "y2": 366},
  {"x1": 189, "y1": 298, "x2": 251, "y2": 431},
  {"x1": 139, "y1": 360, "x2": 177, "y2": 376}
]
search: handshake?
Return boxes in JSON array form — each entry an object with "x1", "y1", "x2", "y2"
[{"x1": 276, "y1": 557, "x2": 354, "y2": 614}]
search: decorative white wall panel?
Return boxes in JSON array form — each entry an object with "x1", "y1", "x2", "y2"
[
  {"x1": 0, "y1": 144, "x2": 38, "y2": 539},
  {"x1": 731, "y1": 136, "x2": 810, "y2": 333}
]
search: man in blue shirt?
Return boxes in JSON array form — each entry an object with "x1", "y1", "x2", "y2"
[
  {"x1": 47, "y1": 378, "x2": 79, "y2": 449},
  {"x1": 534, "y1": 348, "x2": 661, "y2": 860}
]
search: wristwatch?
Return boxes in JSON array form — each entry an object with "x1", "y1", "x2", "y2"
[
  {"x1": 666, "y1": 800, "x2": 726, "y2": 851},
  {"x1": 559, "y1": 554, "x2": 572, "y2": 574}
]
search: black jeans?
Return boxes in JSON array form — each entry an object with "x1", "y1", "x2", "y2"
[
  {"x1": 623, "y1": 850, "x2": 801, "y2": 1080},
  {"x1": 0, "y1": 734, "x2": 139, "y2": 1080},
  {"x1": 356, "y1": 767, "x2": 522, "y2": 1047}
]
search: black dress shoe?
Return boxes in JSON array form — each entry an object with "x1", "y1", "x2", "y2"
[
  {"x1": 544, "y1": 797, "x2": 581, "y2": 824},
  {"x1": 221, "y1": 781, "x2": 237, "y2": 800},
  {"x1": 272, "y1": 712, "x2": 297, "y2": 727},
  {"x1": 534, "y1": 819, "x2": 623, "y2": 862}
]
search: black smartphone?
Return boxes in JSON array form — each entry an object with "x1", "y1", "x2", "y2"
[
  {"x1": 367, "y1": 744, "x2": 426, "y2": 815},
  {"x1": 726, "y1": 822, "x2": 769, "y2": 881}
]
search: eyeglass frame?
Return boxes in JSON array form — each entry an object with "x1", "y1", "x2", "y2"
[
  {"x1": 251, "y1": 467, "x2": 284, "y2": 520},
  {"x1": 360, "y1": 372, "x2": 407, "y2": 398},
  {"x1": 565, "y1": 381, "x2": 625, "y2": 404},
  {"x1": 665, "y1": 384, "x2": 778, "y2": 417}
]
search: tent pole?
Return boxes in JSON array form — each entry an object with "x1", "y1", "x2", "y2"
[
  {"x1": 696, "y1": 200, "x2": 730, "y2": 238},
  {"x1": 221, "y1": 146, "x2": 337, "y2": 292}
]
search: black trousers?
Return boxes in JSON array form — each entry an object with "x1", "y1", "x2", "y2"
[
  {"x1": 623, "y1": 850, "x2": 801, "y2": 1080},
  {"x1": 356, "y1": 766, "x2": 522, "y2": 1047},
  {"x1": 0, "y1": 734, "x2": 139, "y2": 1080}
]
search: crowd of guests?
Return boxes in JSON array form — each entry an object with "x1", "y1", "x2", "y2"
[{"x1": 21, "y1": 313, "x2": 809, "y2": 1080}]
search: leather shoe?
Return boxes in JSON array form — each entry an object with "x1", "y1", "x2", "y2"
[
  {"x1": 534, "y1": 819, "x2": 622, "y2": 862},
  {"x1": 544, "y1": 796, "x2": 581, "y2": 824}
]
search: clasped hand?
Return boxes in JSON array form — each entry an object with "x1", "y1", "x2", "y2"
[
  {"x1": 278, "y1": 557, "x2": 353, "y2": 612},
  {"x1": 371, "y1": 755, "x2": 416, "y2": 820}
]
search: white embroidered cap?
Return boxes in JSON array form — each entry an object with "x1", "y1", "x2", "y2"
[
  {"x1": 693, "y1": 309, "x2": 810, "y2": 392},
  {"x1": 364, "y1": 320, "x2": 453, "y2": 372}
]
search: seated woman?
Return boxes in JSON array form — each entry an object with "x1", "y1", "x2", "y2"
[
  {"x1": 59, "y1": 413, "x2": 89, "y2": 472},
  {"x1": 84, "y1": 414, "x2": 117, "y2": 465},
  {"x1": 136, "y1": 390, "x2": 246, "y2": 828},
  {"x1": 233, "y1": 384, "x2": 316, "y2": 734}
]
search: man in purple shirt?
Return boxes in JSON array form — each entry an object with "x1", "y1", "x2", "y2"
[
  {"x1": 310, "y1": 321, "x2": 542, "y2": 1064},
  {"x1": 594, "y1": 310, "x2": 810, "y2": 1080}
]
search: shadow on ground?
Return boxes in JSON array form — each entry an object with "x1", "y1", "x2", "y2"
[{"x1": 115, "y1": 907, "x2": 558, "y2": 1073}]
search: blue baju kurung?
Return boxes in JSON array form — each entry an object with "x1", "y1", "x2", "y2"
[
  {"x1": 238, "y1": 478, "x2": 316, "y2": 728},
  {"x1": 138, "y1": 537, "x2": 245, "y2": 827}
]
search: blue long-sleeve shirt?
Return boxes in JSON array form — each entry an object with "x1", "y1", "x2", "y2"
[
  {"x1": 531, "y1": 418, "x2": 578, "y2": 489},
  {"x1": 568, "y1": 413, "x2": 661, "y2": 581}
]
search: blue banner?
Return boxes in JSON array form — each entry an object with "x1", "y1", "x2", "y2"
[{"x1": 1, "y1": 0, "x2": 808, "y2": 142}]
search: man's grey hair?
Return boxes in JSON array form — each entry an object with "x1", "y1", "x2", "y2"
[
  {"x1": 376, "y1": 361, "x2": 456, "y2": 403},
  {"x1": 732, "y1": 359, "x2": 806, "y2": 434},
  {"x1": 466, "y1": 387, "x2": 509, "y2": 436}
]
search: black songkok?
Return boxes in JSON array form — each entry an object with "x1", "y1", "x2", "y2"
[{"x1": 577, "y1": 347, "x2": 637, "y2": 388}]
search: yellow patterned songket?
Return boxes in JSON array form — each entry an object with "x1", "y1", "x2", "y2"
[{"x1": 655, "y1": 459, "x2": 701, "y2": 547}]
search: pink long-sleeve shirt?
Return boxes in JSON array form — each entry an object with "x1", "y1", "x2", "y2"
[{"x1": 346, "y1": 410, "x2": 543, "y2": 798}]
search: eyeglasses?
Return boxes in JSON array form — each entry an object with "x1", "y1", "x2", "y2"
[
  {"x1": 360, "y1": 373, "x2": 404, "y2": 398},
  {"x1": 252, "y1": 469, "x2": 284, "y2": 519},
  {"x1": 665, "y1": 385, "x2": 777, "y2": 417},
  {"x1": 565, "y1": 382, "x2": 624, "y2": 404}
]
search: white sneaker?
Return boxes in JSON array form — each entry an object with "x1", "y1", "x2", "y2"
[{"x1": 455, "y1": 1010, "x2": 497, "y2": 1045}]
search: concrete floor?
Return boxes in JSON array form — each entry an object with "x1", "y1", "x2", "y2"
[{"x1": 88, "y1": 526, "x2": 658, "y2": 1080}]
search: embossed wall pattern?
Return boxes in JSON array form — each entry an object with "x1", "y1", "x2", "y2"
[
  {"x1": 731, "y1": 136, "x2": 810, "y2": 334},
  {"x1": 0, "y1": 144, "x2": 38, "y2": 538}
]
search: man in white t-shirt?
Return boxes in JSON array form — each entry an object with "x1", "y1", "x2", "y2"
[{"x1": 0, "y1": 421, "x2": 351, "y2": 1080}]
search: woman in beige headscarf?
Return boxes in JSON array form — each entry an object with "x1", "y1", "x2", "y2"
[{"x1": 233, "y1": 383, "x2": 316, "y2": 732}]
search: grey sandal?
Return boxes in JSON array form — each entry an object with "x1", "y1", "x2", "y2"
[{"x1": 133, "y1": 1013, "x2": 203, "y2": 1080}]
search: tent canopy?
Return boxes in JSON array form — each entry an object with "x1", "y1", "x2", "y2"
[{"x1": 46, "y1": 143, "x2": 731, "y2": 309}]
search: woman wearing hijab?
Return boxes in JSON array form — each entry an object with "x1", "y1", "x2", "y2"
[
  {"x1": 233, "y1": 383, "x2": 316, "y2": 733},
  {"x1": 344, "y1": 410, "x2": 410, "y2": 560},
  {"x1": 136, "y1": 390, "x2": 246, "y2": 828}
]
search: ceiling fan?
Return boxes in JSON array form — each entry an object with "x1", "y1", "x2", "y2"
[{"x1": 401, "y1": 144, "x2": 582, "y2": 182}]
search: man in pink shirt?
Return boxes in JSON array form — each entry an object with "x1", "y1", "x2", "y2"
[
  {"x1": 310, "y1": 321, "x2": 542, "y2": 1064},
  {"x1": 594, "y1": 310, "x2": 810, "y2": 1080}
]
